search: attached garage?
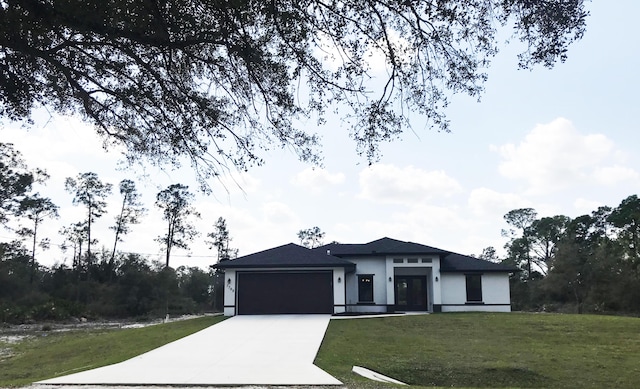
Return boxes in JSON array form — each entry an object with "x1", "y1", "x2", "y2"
[
  {"x1": 237, "y1": 271, "x2": 333, "y2": 314},
  {"x1": 214, "y1": 243, "x2": 356, "y2": 316}
]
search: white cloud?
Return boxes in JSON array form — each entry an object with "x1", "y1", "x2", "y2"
[
  {"x1": 592, "y1": 165, "x2": 640, "y2": 186},
  {"x1": 290, "y1": 167, "x2": 345, "y2": 194},
  {"x1": 261, "y1": 202, "x2": 298, "y2": 226},
  {"x1": 351, "y1": 203, "x2": 497, "y2": 255},
  {"x1": 467, "y1": 188, "x2": 533, "y2": 217},
  {"x1": 494, "y1": 117, "x2": 637, "y2": 194},
  {"x1": 358, "y1": 164, "x2": 462, "y2": 205},
  {"x1": 573, "y1": 198, "x2": 603, "y2": 215}
]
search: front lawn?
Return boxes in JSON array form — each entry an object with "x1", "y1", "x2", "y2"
[
  {"x1": 315, "y1": 312, "x2": 640, "y2": 388},
  {"x1": 0, "y1": 315, "x2": 224, "y2": 387},
  {"x1": 3, "y1": 313, "x2": 638, "y2": 388}
]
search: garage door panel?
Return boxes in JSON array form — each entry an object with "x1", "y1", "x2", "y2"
[{"x1": 238, "y1": 271, "x2": 333, "y2": 314}]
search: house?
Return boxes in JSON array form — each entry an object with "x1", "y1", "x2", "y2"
[{"x1": 214, "y1": 237, "x2": 517, "y2": 316}]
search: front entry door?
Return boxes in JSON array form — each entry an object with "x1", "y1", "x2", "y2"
[{"x1": 395, "y1": 276, "x2": 428, "y2": 311}]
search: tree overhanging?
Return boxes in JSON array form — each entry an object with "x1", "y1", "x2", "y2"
[{"x1": 0, "y1": 0, "x2": 588, "y2": 190}]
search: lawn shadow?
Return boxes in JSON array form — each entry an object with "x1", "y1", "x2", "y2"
[{"x1": 381, "y1": 363, "x2": 551, "y2": 387}]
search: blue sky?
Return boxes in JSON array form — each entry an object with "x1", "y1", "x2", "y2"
[{"x1": 2, "y1": 1, "x2": 639, "y2": 269}]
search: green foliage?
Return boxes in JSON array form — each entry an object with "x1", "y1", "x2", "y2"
[
  {"x1": 206, "y1": 217, "x2": 237, "y2": 262},
  {"x1": 0, "y1": 1, "x2": 588, "y2": 188},
  {"x1": 0, "y1": 153, "x2": 215, "y2": 322},
  {"x1": 0, "y1": 316, "x2": 225, "y2": 387},
  {"x1": 15, "y1": 194, "x2": 59, "y2": 283},
  {"x1": 64, "y1": 172, "x2": 113, "y2": 263},
  {"x1": 155, "y1": 184, "x2": 201, "y2": 268},
  {"x1": 0, "y1": 248, "x2": 217, "y2": 323},
  {"x1": 109, "y1": 179, "x2": 146, "y2": 274},
  {"x1": 503, "y1": 194, "x2": 640, "y2": 314},
  {"x1": 316, "y1": 313, "x2": 640, "y2": 388},
  {"x1": 176, "y1": 266, "x2": 213, "y2": 306},
  {"x1": 0, "y1": 143, "x2": 46, "y2": 225},
  {"x1": 297, "y1": 226, "x2": 325, "y2": 248},
  {"x1": 608, "y1": 195, "x2": 640, "y2": 267}
]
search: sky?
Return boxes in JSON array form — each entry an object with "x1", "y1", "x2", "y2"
[{"x1": 2, "y1": 1, "x2": 640, "y2": 270}]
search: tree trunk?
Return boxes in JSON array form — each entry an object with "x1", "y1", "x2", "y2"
[
  {"x1": 165, "y1": 244, "x2": 171, "y2": 268},
  {"x1": 29, "y1": 221, "x2": 37, "y2": 284},
  {"x1": 165, "y1": 221, "x2": 174, "y2": 268},
  {"x1": 109, "y1": 196, "x2": 127, "y2": 281},
  {"x1": 87, "y1": 206, "x2": 92, "y2": 280}
]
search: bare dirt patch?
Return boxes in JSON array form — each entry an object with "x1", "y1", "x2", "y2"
[{"x1": 0, "y1": 314, "x2": 214, "y2": 337}]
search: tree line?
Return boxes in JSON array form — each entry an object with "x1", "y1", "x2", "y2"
[
  {"x1": 0, "y1": 143, "x2": 236, "y2": 323},
  {"x1": 5, "y1": 137, "x2": 638, "y2": 320},
  {"x1": 489, "y1": 195, "x2": 640, "y2": 314}
]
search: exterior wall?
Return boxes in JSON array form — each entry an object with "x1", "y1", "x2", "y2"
[
  {"x1": 333, "y1": 267, "x2": 346, "y2": 314},
  {"x1": 440, "y1": 273, "x2": 466, "y2": 306},
  {"x1": 347, "y1": 255, "x2": 439, "y2": 313},
  {"x1": 221, "y1": 267, "x2": 347, "y2": 316},
  {"x1": 440, "y1": 272, "x2": 512, "y2": 312},
  {"x1": 388, "y1": 255, "x2": 440, "y2": 312},
  {"x1": 482, "y1": 273, "x2": 511, "y2": 306},
  {"x1": 442, "y1": 304, "x2": 512, "y2": 313},
  {"x1": 222, "y1": 258, "x2": 512, "y2": 316},
  {"x1": 346, "y1": 258, "x2": 388, "y2": 313},
  {"x1": 223, "y1": 269, "x2": 237, "y2": 316},
  {"x1": 432, "y1": 257, "x2": 442, "y2": 307}
]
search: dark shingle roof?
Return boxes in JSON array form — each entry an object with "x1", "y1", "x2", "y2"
[
  {"x1": 213, "y1": 243, "x2": 356, "y2": 270},
  {"x1": 214, "y1": 238, "x2": 517, "y2": 273},
  {"x1": 317, "y1": 237, "x2": 517, "y2": 273},
  {"x1": 440, "y1": 253, "x2": 518, "y2": 273},
  {"x1": 316, "y1": 237, "x2": 449, "y2": 256}
]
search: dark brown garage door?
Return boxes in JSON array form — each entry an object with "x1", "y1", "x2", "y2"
[{"x1": 237, "y1": 271, "x2": 334, "y2": 314}]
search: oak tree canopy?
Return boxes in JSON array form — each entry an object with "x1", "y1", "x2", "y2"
[{"x1": 0, "y1": 0, "x2": 588, "y2": 189}]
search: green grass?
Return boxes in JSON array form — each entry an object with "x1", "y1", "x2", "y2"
[
  {"x1": 0, "y1": 315, "x2": 225, "y2": 387},
  {"x1": 3, "y1": 313, "x2": 638, "y2": 388},
  {"x1": 315, "y1": 313, "x2": 640, "y2": 388}
]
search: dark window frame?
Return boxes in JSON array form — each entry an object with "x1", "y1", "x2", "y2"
[
  {"x1": 465, "y1": 274, "x2": 483, "y2": 303},
  {"x1": 358, "y1": 274, "x2": 374, "y2": 303}
]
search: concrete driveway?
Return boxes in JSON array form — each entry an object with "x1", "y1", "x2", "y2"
[{"x1": 38, "y1": 315, "x2": 342, "y2": 386}]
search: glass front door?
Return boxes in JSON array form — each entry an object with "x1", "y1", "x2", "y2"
[{"x1": 395, "y1": 276, "x2": 428, "y2": 311}]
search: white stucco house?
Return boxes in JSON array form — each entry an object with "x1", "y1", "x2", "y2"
[{"x1": 214, "y1": 237, "x2": 517, "y2": 316}]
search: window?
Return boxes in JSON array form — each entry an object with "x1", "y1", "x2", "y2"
[
  {"x1": 358, "y1": 275, "x2": 374, "y2": 302},
  {"x1": 407, "y1": 258, "x2": 418, "y2": 263},
  {"x1": 393, "y1": 258, "x2": 404, "y2": 263},
  {"x1": 465, "y1": 274, "x2": 483, "y2": 302}
]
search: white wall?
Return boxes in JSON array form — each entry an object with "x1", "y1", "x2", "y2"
[
  {"x1": 440, "y1": 272, "x2": 512, "y2": 312},
  {"x1": 432, "y1": 258, "x2": 442, "y2": 305},
  {"x1": 483, "y1": 273, "x2": 512, "y2": 306},
  {"x1": 347, "y1": 256, "x2": 440, "y2": 313},
  {"x1": 440, "y1": 273, "x2": 466, "y2": 305},
  {"x1": 347, "y1": 258, "x2": 388, "y2": 313},
  {"x1": 223, "y1": 269, "x2": 237, "y2": 316},
  {"x1": 333, "y1": 267, "x2": 346, "y2": 314}
]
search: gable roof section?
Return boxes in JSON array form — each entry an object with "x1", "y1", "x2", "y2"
[
  {"x1": 318, "y1": 237, "x2": 517, "y2": 273},
  {"x1": 213, "y1": 243, "x2": 356, "y2": 270},
  {"x1": 440, "y1": 253, "x2": 518, "y2": 273},
  {"x1": 317, "y1": 237, "x2": 449, "y2": 256}
]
